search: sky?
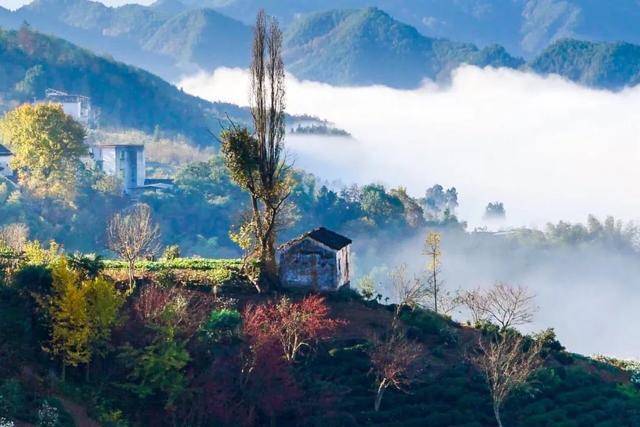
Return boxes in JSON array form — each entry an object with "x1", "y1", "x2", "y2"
[{"x1": 0, "y1": 0, "x2": 151, "y2": 9}]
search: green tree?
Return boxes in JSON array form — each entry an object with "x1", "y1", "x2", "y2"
[
  {"x1": 121, "y1": 330, "x2": 190, "y2": 411},
  {"x1": 220, "y1": 11, "x2": 291, "y2": 291},
  {"x1": 0, "y1": 104, "x2": 87, "y2": 203}
]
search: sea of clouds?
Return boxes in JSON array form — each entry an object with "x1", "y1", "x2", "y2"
[
  {"x1": 180, "y1": 66, "x2": 640, "y2": 357},
  {"x1": 180, "y1": 66, "x2": 640, "y2": 229}
]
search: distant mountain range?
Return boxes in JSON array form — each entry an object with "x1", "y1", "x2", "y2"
[
  {"x1": 187, "y1": 0, "x2": 640, "y2": 58},
  {"x1": 2, "y1": 0, "x2": 640, "y2": 90},
  {"x1": 283, "y1": 8, "x2": 524, "y2": 88}
]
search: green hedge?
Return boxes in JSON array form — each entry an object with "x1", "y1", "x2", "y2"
[{"x1": 102, "y1": 258, "x2": 244, "y2": 271}]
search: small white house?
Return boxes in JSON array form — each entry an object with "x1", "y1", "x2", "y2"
[
  {"x1": 91, "y1": 144, "x2": 145, "y2": 192},
  {"x1": 45, "y1": 89, "x2": 92, "y2": 126},
  {"x1": 0, "y1": 144, "x2": 13, "y2": 178}
]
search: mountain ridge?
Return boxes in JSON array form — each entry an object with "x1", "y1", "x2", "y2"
[{"x1": 3, "y1": 0, "x2": 640, "y2": 90}]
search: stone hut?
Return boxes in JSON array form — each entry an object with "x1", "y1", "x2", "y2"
[{"x1": 278, "y1": 227, "x2": 352, "y2": 291}]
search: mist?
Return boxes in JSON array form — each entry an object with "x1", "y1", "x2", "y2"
[
  {"x1": 179, "y1": 66, "x2": 640, "y2": 358},
  {"x1": 180, "y1": 66, "x2": 640, "y2": 229}
]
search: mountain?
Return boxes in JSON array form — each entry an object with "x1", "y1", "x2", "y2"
[
  {"x1": 282, "y1": 8, "x2": 523, "y2": 88},
  {"x1": 0, "y1": 26, "x2": 247, "y2": 145},
  {"x1": 5, "y1": 0, "x2": 640, "y2": 90},
  {"x1": 6, "y1": 0, "x2": 251, "y2": 81},
  {"x1": 188, "y1": 0, "x2": 640, "y2": 58},
  {"x1": 143, "y1": 8, "x2": 252, "y2": 71},
  {"x1": 529, "y1": 39, "x2": 640, "y2": 89}
]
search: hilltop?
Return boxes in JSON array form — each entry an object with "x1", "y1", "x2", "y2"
[
  {"x1": 530, "y1": 39, "x2": 640, "y2": 89},
  {"x1": 283, "y1": 7, "x2": 523, "y2": 88},
  {"x1": 187, "y1": 0, "x2": 640, "y2": 58},
  {"x1": 5, "y1": 1, "x2": 640, "y2": 89}
]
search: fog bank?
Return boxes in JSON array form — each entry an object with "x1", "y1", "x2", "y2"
[
  {"x1": 180, "y1": 66, "x2": 640, "y2": 229},
  {"x1": 180, "y1": 66, "x2": 640, "y2": 357}
]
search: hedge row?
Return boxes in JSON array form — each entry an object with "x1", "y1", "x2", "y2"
[{"x1": 102, "y1": 258, "x2": 244, "y2": 271}]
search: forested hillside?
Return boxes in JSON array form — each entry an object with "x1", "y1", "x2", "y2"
[
  {"x1": 189, "y1": 0, "x2": 640, "y2": 57},
  {"x1": 6, "y1": 0, "x2": 640, "y2": 90},
  {"x1": 530, "y1": 39, "x2": 640, "y2": 89},
  {"x1": 283, "y1": 8, "x2": 523, "y2": 88},
  {"x1": 0, "y1": 26, "x2": 248, "y2": 145}
]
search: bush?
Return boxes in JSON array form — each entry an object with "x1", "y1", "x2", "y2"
[
  {"x1": 12, "y1": 264, "x2": 52, "y2": 296},
  {"x1": 200, "y1": 309, "x2": 241, "y2": 343},
  {"x1": 0, "y1": 379, "x2": 27, "y2": 421},
  {"x1": 401, "y1": 308, "x2": 456, "y2": 345},
  {"x1": 162, "y1": 245, "x2": 180, "y2": 261},
  {"x1": 66, "y1": 253, "x2": 103, "y2": 279}
]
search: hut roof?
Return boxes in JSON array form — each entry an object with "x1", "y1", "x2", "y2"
[{"x1": 282, "y1": 227, "x2": 352, "y2": 251}]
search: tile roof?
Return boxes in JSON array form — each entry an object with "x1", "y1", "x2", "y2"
[{"x1": 281, "y1": 227, "x2": 352, "y2": 251}]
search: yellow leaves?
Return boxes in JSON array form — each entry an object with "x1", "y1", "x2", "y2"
[
  {"x1": 0, "y1": 103, "x2": 87, "y2": 203},
  {"x1": 424, "y1": 231, "x2": 442, "y2": 273},
  {"x1": 47, "y1": 258, "x2": 123, "y2": 369},
  {"x1": 48, "y1": 258, "x2": 91, "y2": 367}
]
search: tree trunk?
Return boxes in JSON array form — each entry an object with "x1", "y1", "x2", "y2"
[
  {"x1": 432, "y1": 255, "x2": 438, "y2": 314},
  {"x1": 128, "y1": 260, "x2": 135, "y2": 293},
  {"x1": 61, "y1": 361, "x2": 66, "y2": 382},
  {"x1": 374, "y1": 381, "x2": 387, "y2": 412},
  {"x1": 493, "y1": 402, "x2": 503, "y2": 427}
]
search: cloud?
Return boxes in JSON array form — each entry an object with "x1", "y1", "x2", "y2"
[
  {"x1": 180, "y1": 66, "x2": 640, "y2": 229},
  {"x1": 180, "y1": 66, "x2": 640, "y2": 357}
]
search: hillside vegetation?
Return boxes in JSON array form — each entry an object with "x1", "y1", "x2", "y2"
[
  {"x1": 7, "y1": 0, "x2": 640, "y2": 90},
  {"x1": 283, "y1": 8, "x2": 524, "y2": 88},
  {"x1": 186, "y1": 0, "x2": 640, "y2": 57},
  {"x1": 0, "y1": 26, "x2": 248, "y2": 145},
  {"x1": 1, "y1": 249, "x2": 640, "y2": 426},
  {"x1": 530, "y1": 39, "x2": 640, "y2": 89}
]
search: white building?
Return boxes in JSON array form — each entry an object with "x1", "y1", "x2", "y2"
[
  {"x1": 0, "y1": 144, "x2": 12, "y2": 178},
  {"x1": 45, "y1": 89, "x2": 92, "y2": 126},
  {"x1": 91, "y1": 144, "x2": 145, "y2": 192}
]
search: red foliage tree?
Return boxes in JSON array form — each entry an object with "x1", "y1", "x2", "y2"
[
  {"x1": 132, "y1": 285, "x2": 214, "y2": 339},
  {"x1": 190, "y1": 335, "x2": 301, "y2": 425},
  {"x1": 243, "y1": 294, "x2": 344, "y2": 361}
]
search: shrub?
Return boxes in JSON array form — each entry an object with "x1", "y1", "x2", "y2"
[
  {"x1": 162, "y1": 245, "x2": 180, "y2": 260},
  {"x1": 0, "y1": 379, "x2": 26, "y2": 420},
  {"x1": 155, "y1": 270, "x2": 177, "y2": 288},
  {"x1": 12, "y1": 264, "x2": 52, "y2": 296},
  {"x1": 201, "y1": 309, "x2": 241, "y2": 343},
  {"x1": 401, "y1": 308, "x2": 456, "y2": 345},
  {"x1": 36, "y1": 400, "x2": 58, "y2": 427},
  {"x1": 66, "y1": 253, "x2": 104, "y2": 280}
]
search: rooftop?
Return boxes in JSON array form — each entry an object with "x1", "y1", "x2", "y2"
[
  {"x1": 283, "y1": 227, "x2": 352, "y2": 251},
  {"x1": 0, "y1": 144, "x2": 12, "y2": 156}
]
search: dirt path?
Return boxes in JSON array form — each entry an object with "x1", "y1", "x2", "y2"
[{"x1": 54, "y1": 396, "x2": 101, "y2": 427}]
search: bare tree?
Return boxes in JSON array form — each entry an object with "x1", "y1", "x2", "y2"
[
  {"x1": 457, "y1": 287, "x2": 489, "y2": 325},
  {"x1": 107, "y1": 203, "x2": 160, "y2": 291},
  {"x1": 458, "y1": 284, "x2": 537, "y2": 330},
  {"x1": 484, "y1": 283, "x2": 538, "y2": 330},
  {"x1": 0, "y1": 222, "x2": 28, "y2": 252},
  {"x1": 470, "y1": 333, "x2": 543, "y2": 427},
  {"x1": 221, "y1": 10, "x2": 290, "y2": 291},
  {"x1": 368, "y1": 329, "x2": 423, "y2": 412},
  {"x1": 424, "y1": 231, "x2": 443, "y2": 313},
  {"x1": 389, "y1": 264, "x2": 429, "y2": 322}
]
